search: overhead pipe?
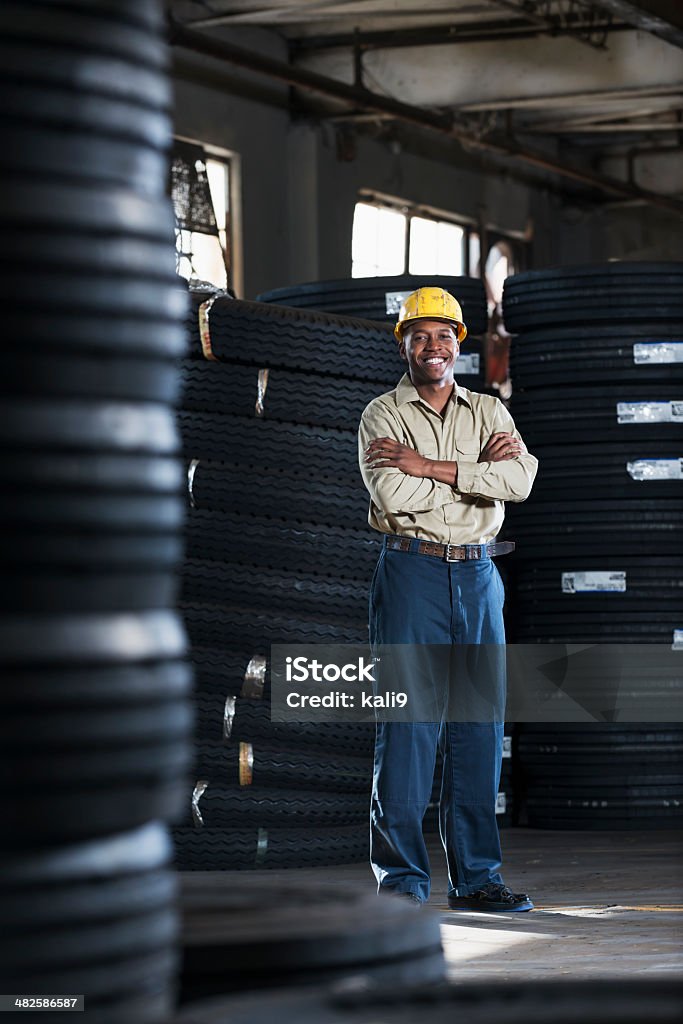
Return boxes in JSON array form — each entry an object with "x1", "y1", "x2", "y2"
[
  {"x1": 169, "y1": 20, "x2": 683, "y2": 216},
  {"x1": 290, "y1": 21, "x2": 632, "y2": 54}
]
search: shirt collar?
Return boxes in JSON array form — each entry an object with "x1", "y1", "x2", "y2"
[{"x1": 395, "y1": 373, "x2": 472, "y2": 409}]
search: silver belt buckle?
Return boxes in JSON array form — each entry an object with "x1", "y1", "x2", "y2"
[{"x1": 446, "y1": 544, "x2": 485, "y2": 561}]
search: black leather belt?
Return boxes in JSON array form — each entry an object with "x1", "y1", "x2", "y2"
[{"x1": 384, "y1": 535, "x2": 515, "y2": 561}]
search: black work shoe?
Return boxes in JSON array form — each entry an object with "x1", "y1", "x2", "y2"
[
  {"x1": 396, "y1": 892, "x2": 423, "y2": 906},
  {"x1": 380, "y1": 889, "x2": 423, "y2": 906},
  {"x1": 448, "y1": 883, "x2": 534, "y2": 912}
]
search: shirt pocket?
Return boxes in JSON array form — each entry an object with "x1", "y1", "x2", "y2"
[
  {"x1": 409, "y1": 423, "x2": 439, "y2": 460},
  {"x1": 455, "y1": 438, "x2": 481, "y2": 462}
]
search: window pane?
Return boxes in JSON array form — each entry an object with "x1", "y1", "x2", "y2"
[
  {"x1": 175, "y1": 229, "x2": 193, "y2": 281},
  {"x1": 436, "y1": 221, "x2": 464, "y2": 275},
  {"x1": 176, "y1": 156, "x2": 230, "y2": 289},
  {"x1": 409, "y1": 217, "x2": 463, "y2": 275},
  {"x1": 352, "y1": 203, "x2": 378, "y2": 267},
  {"x1": 176, "y1": 230, "x2": 227, "y2": 288},
  {"x1": 375, "y1": 207, "x2": 406, "y2": 275},
  {"x1": 193, "y1": 232, "x2": 227, "y2": 288},
  {"x1": 206, "y1": 159, "x2": 228, "y2": 226},
  {"x1": 408, "y1": 217, "x2": 437, "y2": 274},
  {"x1": 352, "y1": 261, "x2": 377, "y2": 279},
  {"x1": 206, "y1": 158, "x2": 229, "y2": 261},
  {"x1": 352, "y1": 202, "x2": 406, "y2": 277}
]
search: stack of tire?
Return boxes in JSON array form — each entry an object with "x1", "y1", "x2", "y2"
[
  {"x1": 0, "y1": 2, "x2": 192, "y2": 1019},
  {"x1": 175, "y1": 977, "x2": 683, "y2": 1024},
  {"x1": 257, "y1": 275, "x2": 488, "y2": 391},
  {"x1": 177, "y1": 875, "x2": 445, "y2": 1003},
  {"x1": 503, "y1": 261, "x2": 683, "y2": 830},
  {"x1": 173, "y1": 295, "x2": 383, "y2": 869},
  {"x1": 173, "y1": 277, "x2": 489, "y2": 868}
]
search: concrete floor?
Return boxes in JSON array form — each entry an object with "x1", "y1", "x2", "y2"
[
  {"x1": 433, "y1": 829, "x2": 683, "y2": 981},
  {"x1": 252, "y1": 829, "x2": 683, "y2": 980}
]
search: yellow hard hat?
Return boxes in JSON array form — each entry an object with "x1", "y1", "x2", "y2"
[{"x1": 394, "y1": 286, "x2": 467, "y2": 344}]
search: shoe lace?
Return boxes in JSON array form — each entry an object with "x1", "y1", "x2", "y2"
[{"x1": 478, "y1": 883, "x2": 516, "y2": 900}]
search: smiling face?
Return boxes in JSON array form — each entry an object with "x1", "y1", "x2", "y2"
[{"x1": 398, "y1": 318, "x2": 460, "y2": 385}]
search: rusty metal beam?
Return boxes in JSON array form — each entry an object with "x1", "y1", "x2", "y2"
[
  {"x1": 168, "y1": 19, "x2": 683, "y2": 214},
  {"x1": 485, "y1": 0, "x2": 615, "y2": 48},
  {"x1": 180, "y1": 1, "x2": 379, "y2": 29},
  {"x1": 487, "y1": 0, "x2": 557, "y2": 29},
  {"x1": 591, "y1": 0, "x2": 683, "y2": 48},
  {"x1": 180, "y1": 1, "x2": 491, "y2": 29},
  {"x1": 290, "y1": 18, "x2": 630, "y2": 52},
  {"x1": 528, "y1": 101, "x2": 683, "y2": 128},
  {"x1": 454, "y1": 83, "x2": 683, "y2": 112},
  {"x1": 527, "y1": 120, "x2": 683, "y2": 131}
]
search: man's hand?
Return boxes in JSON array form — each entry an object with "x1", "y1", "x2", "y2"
[
  {"x1": 364, "y1": 437, "x2": 431, "y2": 478},
  {"x1": 478, "y1": 432, "x2": 527, "y2": 463}
]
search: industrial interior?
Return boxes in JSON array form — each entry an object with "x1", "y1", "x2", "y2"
[{"x1": 2, "y1": 2, "x2": 682, "y2": 1022}]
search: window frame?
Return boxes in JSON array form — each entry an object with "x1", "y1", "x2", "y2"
[
  {"x1": 173, "y1": 134, "x2": 243, "y2": 296},
  {"x1": 354, "y1": 189, "x2": 529, "y2": 281},
  {"x1": 355, "y1": 190, "x2": 477, "y2": 277}
]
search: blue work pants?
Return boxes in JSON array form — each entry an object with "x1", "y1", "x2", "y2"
[{"x1": 369, "y1": 538, "x2": 506, "y2": 902}]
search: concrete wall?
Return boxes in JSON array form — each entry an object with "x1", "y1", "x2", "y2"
[
  {"x1": 558, "y1": 202, "x2": 683, "y2": 264},
  {"x1": 556, "y1": 148, "x2": 683, "y2": 264}
]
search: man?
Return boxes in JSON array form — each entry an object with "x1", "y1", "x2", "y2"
[{"x1": 358, "y1": 286, "x2": 538, "y2": 911}]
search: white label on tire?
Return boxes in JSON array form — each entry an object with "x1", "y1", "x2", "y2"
[
  {"x1": 672, "y1": 630, "x2": 683, "y2": 651},
  {"x1": 617, "y1": 401, "x2": 682, "y2": 424},
  {"x1": 496, "y1": 792, "x2": 506, "y2": 815},
  {"x1": 627, "y1": 458, "x2": 683, "y2": 481},
  {"x1": 502, "y1": 736, "x2": 512, "y2": 758},
  {"x1": 633, "y1": 342, "x2": 683, "y2": 364},
  {"x1": 455, "y1": 353, "x2": 480, "y2": 375},
  {"x1": 562, "y1": 571, "x2": 626, "y2": 593},
  {"x1": 385, "y1": 291, "x2": 411, "y2": 315}
]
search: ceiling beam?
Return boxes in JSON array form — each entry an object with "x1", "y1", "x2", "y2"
[
  {"x1": 181, "y1": 1, "x2": 374, "y2": 29},
  {"x1": 590, "y1": 1, "x2": 683, "y2": 48},
  {"x1": 454, "y1": 83, "x2": 683, "y2": 112},
  {"x1": 527, "y1": 120, "x2": 683, "y2": 132},
  {"x1": 180, "y1": 2, "x2": 494, "y2": 29},
  {"x1": 290, "y1": 18, "x2": 629, "y2": 52},
  {"x1": 179, "y1": 0, "x2": 682, "y2": 48},
  {"x1": 487, "y1": 0, "x2": 556, "y2": 28},
  {"x1": 172, "y1": 52, "x2": 291, "y2": 109},
  {"x1": 484, "y1": 0, "x2": 616, "y2": 48},
  {"x1": 528, "y1": 102, "x2": 683, "y2": 128},
  {"x1": 169, "y1": 18, "x2": 683, "y2": 214}
]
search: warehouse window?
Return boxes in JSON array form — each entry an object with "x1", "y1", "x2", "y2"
[
  {"x1": 172, "y1": 138, "x2": 242, "y2": 294},
  {"x1": 351, "y1": 196, "x2": 479, "y2": 279},
  {"x1": 408, "y1": 217, "x2": 465, "y2": 276},
  {"x1": 175, "y1": 157, "x2": 229, "y2": 288},
  {"x1": 351, "y1": 202, "x2": 407, "y2": 277}
]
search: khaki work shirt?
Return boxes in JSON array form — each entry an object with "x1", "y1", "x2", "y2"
[{"x1": 358, "y1": 374, "x2": 538, "y2": 545}]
